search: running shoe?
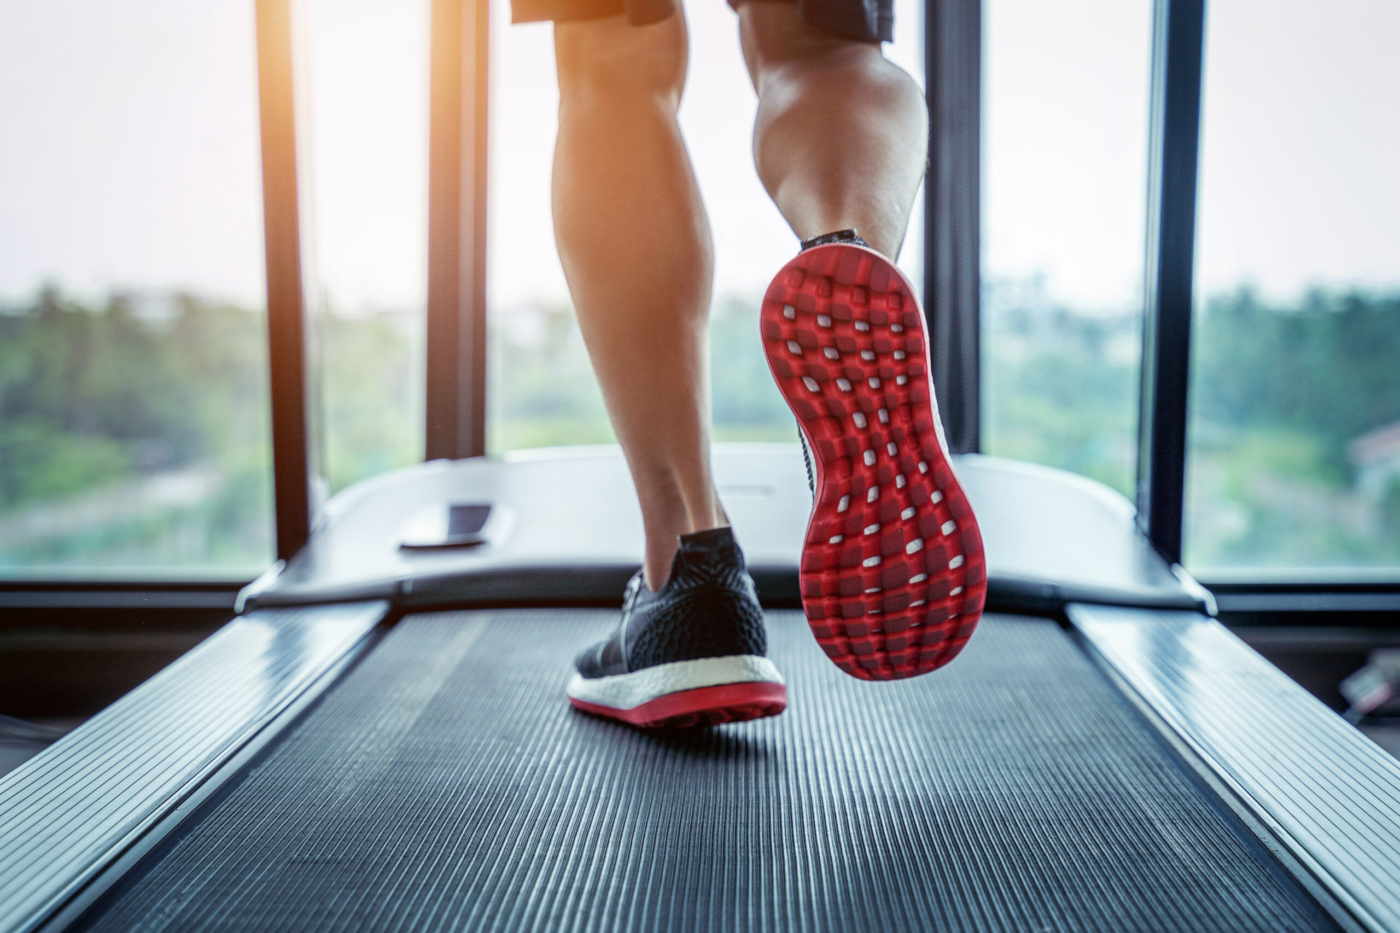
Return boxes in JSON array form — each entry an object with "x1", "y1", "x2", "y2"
[
  {"x1": 567, "y1": 527, "x2": 788, "y2": 728},
  {"x1": 760, "y1": 230, "x2": 987, "y2": 680}
]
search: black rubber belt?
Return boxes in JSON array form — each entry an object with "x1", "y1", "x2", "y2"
[{"x1": 75, "y1": 611, "x2": 1336, "y2": 932}]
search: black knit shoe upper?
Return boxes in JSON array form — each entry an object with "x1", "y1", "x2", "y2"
[
  {"x1": 799, "y1": 229, "x2": 869, "y2": 251},
  {"x1": 573, "y1": 527, "x2": 768, "y2": 679}
]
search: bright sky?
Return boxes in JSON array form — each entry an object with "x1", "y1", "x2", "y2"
[
  {"x1": 1195, "y1": 0, "x2": 1400, "y2": 302},
  {"x1": 0, "y1": 0, "x2": 266, "y2": 306},
  {"x1": 1, "y1": 0, "x2": 1397, "y2": 312},
  {"x1": 982, "y1": 0, "x2": 1151, "y2": 310}
]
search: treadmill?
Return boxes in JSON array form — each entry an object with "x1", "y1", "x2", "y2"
[
  {"x1": 4, "y1": 0, "x2": 1399, "y2": 926},
  {"x1": 2, "y1": 444, "x2": 1399, "y2": 933}
]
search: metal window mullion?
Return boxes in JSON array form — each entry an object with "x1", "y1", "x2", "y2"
[
  {"x1": 255, "y1": 0, "x2": 313, "y2": 560},
  {"x1": 1137, "y1": 0, "x2": 1205, "y2": 565},
  {"x1": 924, "y1": 0, "x2": 981, "y2": 454},
  {"x1": 426, "y1": 0, "x2": 490, "y2": 461}
]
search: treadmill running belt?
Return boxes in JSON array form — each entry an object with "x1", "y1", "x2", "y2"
[{"x1": 75, "y1": 611, "x2": 1335, "y2": 933}]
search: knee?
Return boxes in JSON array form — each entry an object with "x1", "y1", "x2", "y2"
[{"x1": 555, "y1": 13, "x2": 688, "y2": 111}]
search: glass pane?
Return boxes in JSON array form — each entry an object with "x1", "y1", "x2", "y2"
[
  {"x1": 486, "y1": 0, "x2": 925, "y2": 453},
  {"x1": 0, "y1": 1, "x2": 273, "y2": 577},
  {"x1": 981, "y1": 0, "x2": 1152, "y2": 497},
  {"x1": 1186, "y1": 0, "x2": 1400, "y2": 576},
  {"x1": 296, "y1": 0, "x2": 430, "y2": 496}
]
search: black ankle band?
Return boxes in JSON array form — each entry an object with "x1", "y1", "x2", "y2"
[
  {"x1": 679, "y1": 526, "x2": 737, "y2": 551},
  {"x1": 800, "y1": 229, "x2": 869, "y2": 251}
]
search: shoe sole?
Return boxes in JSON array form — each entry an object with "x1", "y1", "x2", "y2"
[
  {"x1": 760, "y1": 243, "x2": 987, "y2": 680},
  {"x1": 566, "y1": 655, "x2": 788, "y2": 729}
]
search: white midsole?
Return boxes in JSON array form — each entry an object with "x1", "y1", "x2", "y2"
[{"x1": 566, "y1": 655, "x2": 785, "y2": 710}]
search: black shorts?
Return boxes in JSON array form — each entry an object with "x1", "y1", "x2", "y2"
[{"x1": 511, "y1": 0, "x2": 893, "y2": 44}]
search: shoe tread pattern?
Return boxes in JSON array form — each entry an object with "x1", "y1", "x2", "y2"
[{"x1": 760, "y1": 243, "x2": 987, "y2": 680}]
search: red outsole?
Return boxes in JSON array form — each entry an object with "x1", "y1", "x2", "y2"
[
  {"x1": 569, "y1": 681, "x2": 788, "y2": 729},
  {"x1": 760, "y1": 243, "x2": 987, "y2": 681}
]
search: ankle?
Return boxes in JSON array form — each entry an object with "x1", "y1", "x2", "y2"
[{"x1": 643, "y1": 530, "x2": 725, "y2": 592}]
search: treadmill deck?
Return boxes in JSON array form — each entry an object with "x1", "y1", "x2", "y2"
[{"x1": 73, "y1": 611, "x2": 1334, "y2": 933}]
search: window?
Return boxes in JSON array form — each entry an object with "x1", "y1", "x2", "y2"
[
  {"x1": 1185, "y1": 0, "x2": 1400, "y2": 576},
  {"x1": 980, "y1": 0, "x2": 1153, "y2": 498},
  {"x1": 0, "y1": 1, "x2": 273, "y2": 577},
  {"x1": 486, "y1": 0, "x2": 926, "y2": 453},
  {"x1": 296, "y1": 0, "x2": 431, "y2": 496}
]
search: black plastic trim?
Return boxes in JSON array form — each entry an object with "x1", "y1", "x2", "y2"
[
  {"x1": 0, "y1": 583, "x2": 244, "y2": 613},
  {"x1": 1136, "y1": 0, "x2": 1206, "y2": 564},
  {"x1": 923, "y1": 0, "x2": 980, "y2": 454},
  {"x1": 243, "y1": 564, "x2": 1206, "y2": 617},
  {"x1": 1207, "y1": 582, "x2": 1400, "y2": 626}
]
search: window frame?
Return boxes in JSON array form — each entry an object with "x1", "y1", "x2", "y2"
[
  {"x1": 1136, "y1": 0, "x2": 1205, "y2": 567},
  {"x1": 18, "y1": 0, "x2": 1381, "y2": 604}
]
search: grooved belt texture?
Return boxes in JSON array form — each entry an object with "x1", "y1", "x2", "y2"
[{"x1": 77, "y1": 612, "x2": 1332, "y2": 933}]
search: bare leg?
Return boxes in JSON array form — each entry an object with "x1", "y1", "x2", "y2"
[
  {"x1": 738, "y1": 2, "x2": 928, "y2": 258},
  {"x1": 553, "y1": 11, "x2": 724, "y2": 590}
]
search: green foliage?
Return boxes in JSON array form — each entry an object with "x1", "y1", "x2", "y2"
[
  {"x1": 487, "y1": 300, "x2": 616, "y2": 453},
  {"x1": 709, "y1": 297, "x2": 794, "y2": 442},
  {"x1": 982, "y1": 291, "x2": 1140, "y2": 497},
  {"x1": 0, "y1": 289, "x2": 273, "y2": 571},
  {"x1": 0, "y1": 419, "x2": 131, "y2": 507},
  {"x1": 0, "y1": 289, "x2": 433, "y2": 570},
  {"x1": 485, "y1": 296, "x2": 796, "y2": 454},
  {"x1": 317, "y1": 311, "x2": 423, "y2": 493},
  {"x1": 5, "y1": 278, "x2": 1398, "y2": 574},
  {"x1": 0, "y1": 290, "x2": 269, "y2": 510},
  {"x1": 1382, "y1": 479, "x2": 1400, "y2": 540},
  {"x1": 980, "y1": 282, "x2": 1400, "y2": 569},
  {"x1": 1186, "y1": 288, "x2": 1400, "y2": 569},
  {"x1": 1192, "y1": 288, "x2": 1400, "y2": 480},
  {"x1": 5, "y1": 464, "x2": 273, "y2": 569}
]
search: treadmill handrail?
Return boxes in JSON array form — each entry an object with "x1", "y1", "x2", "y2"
[
  {"x1": 0, "y1": 602, "x2": 387, "y2": 933},
  {"x1": 1072, "y1": 604, "x2": 1400, "y2": 933}
]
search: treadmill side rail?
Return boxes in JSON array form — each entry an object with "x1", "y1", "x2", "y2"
[
  {"x1": 0, "y1": 602, "x2": 387, "y2": 933},
  {"x1": 1071, "y1": 604, "x2": 1400, "y2": 933}
]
